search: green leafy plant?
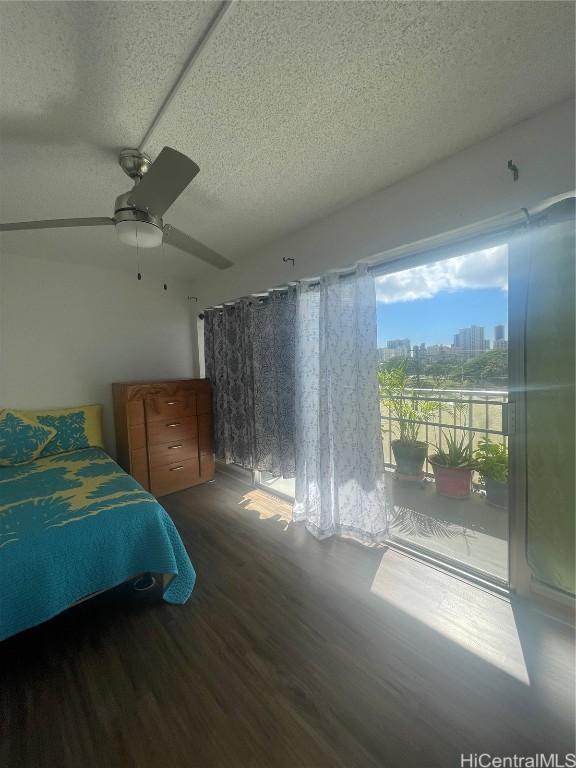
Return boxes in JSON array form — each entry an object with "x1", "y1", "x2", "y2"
[
  {"x1": 474, "y1": 439, "x2": 508, "y2": 482},
  {"x1": 430, "y1": 430, "x2": 474, "y2": 468},
  {"x1": 378, "y1": 360, "x2": 439, "y2": 444}
]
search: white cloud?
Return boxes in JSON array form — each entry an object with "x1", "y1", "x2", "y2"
[{"x1": 375, "y1": 245, "x2": 508, "y2": 304}]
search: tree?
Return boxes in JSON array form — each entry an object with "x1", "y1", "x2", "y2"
[{"x1": 461, "y1": 349, "x2": 508, "y2": 387}]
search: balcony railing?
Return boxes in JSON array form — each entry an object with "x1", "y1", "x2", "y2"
[{"x1": 380, "y1": 387, "x2": 508, "y2": 476}]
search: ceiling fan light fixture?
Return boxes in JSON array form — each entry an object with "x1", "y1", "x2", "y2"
[{"x1": 116, "y1": 219, "x2": 163, "y2": 248}]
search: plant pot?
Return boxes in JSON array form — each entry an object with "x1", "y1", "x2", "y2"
[
  {"x1": 485, "y1": 477, "x2": 508, "y2": 509},
  {"x1": 429, "y1": 457, "x2": 472, "y2": 498},
  {"x1": 391, "y1": 440, "x2": 427, "y2": 480}
]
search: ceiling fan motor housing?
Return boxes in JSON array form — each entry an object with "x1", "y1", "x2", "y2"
[
  {"x1": 115, "y1": 149, "x2": 164, "y2": 246},
  {"x1": 118, "y1": 148, "x2": 152, "y2": 180}
]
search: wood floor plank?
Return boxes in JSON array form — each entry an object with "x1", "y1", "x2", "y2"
[{"x1": 1, "y1": 473, "x2": 574, "y2": 767}]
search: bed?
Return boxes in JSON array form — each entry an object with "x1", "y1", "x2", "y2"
[{"x1": 0, "y1": 445, "x2": 196, "y2": 641}]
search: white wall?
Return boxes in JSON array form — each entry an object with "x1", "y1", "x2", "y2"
[
  {"x1": 0, "y1": 253, "x2": 198, "y2": 454},
  {"x1": 0, "y1": 100, "x2": 573, "y2": 443},
  {"x1": 195, "y1": 99, "x2": 575, "y2": 309}
]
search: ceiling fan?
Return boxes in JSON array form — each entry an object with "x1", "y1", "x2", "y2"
[{"x1": 0, "y1": 146, "x2": 233, "y2": 270}]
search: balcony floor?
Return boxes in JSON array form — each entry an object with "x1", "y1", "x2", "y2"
[{"x1": 388, "y1": 476, "x2": 508, "y2": 583}]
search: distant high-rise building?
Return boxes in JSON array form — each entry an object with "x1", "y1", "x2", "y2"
[
  {"x1": 484, "y1": 339, "x2": 491, "y2": 351},
  {"x1": 494, "y1": 339, "x2": 508, "y2": 350},
  {"x1": 494, "y1": 324, "x2": 505, "y2": 342},
  {"x1": 382, "y1": 339, "x2": 411, "y2": 359},
  {"x1": 427, "y1": 344, "x2": 454, "y2": 359},
  {"x1": 453, "y1": 325, "x2": 485, "y2": 357},
  {"x1": 378, "y1": 348, "x2": 392, "y2": 362},
  {"x1": 387, "y1": 338, "x2": 411, "y2": 352},
  {"x1": 379, "y1": 340, "x2": 411, "y2": 362}
]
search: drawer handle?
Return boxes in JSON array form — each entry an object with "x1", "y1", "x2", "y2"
[
  {"x1": 168, "y1": 444, "x2": 183, "y2": 450},
  {"x1": 170, "y1": 466, "x2": 184, "y2": 472},
  {"x1": 166, "y1": 422, "x2": 181, "y2": 427},
  {"x1": 166, "y1": 401, "x2": 180, "y2": 406}
]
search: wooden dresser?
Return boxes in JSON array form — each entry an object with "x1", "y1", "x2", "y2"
[{"x1": 112, "y1": 379, "x2": 214, "y2": 497}]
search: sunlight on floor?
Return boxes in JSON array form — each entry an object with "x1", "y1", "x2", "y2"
[
  {"x1": 239, "y1": 489, "x2": 293, "y2": 529},
  {"x1": 370, "y1": 549, "x2": 529, "y2": 685},
  {"x1": 239, "y1": 487, "x2": 529, "y2": 687}
]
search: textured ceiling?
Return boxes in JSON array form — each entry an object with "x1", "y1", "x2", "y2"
[{"x1": 0, "y1": 1, "x2": 574, "y2": 279}]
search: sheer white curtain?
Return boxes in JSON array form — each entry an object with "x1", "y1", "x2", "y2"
[{"x1": 293, "y1": 265, "x2": 389, "y2": 543}]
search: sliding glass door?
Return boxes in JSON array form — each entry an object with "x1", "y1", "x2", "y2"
[
  {"x1": 257, "y1": 471, "x2": 295, "y2": 501},
  {"x1": 255, "y1": 197, "x2": 574, "y2": 598},
  {"x1": 376, "y1": 243, "x2": 510, "y2": 585}
]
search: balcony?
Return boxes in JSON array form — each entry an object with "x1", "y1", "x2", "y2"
[
  {"x1": 381, "y1": 388, "x2": 509, "y2": 583},
  {"x1": 259, "y1": 386, "x2": 509, "y2": 584}
]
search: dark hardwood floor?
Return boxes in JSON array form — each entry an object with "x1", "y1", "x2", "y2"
[{"x1": 1, "y1": 473, "x2": 574, "y2": 768}]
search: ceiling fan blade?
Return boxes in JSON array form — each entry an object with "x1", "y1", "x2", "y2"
[
  {"x1": 127, "y1": 147, "x2": 200, "y2": 218},
  {"x1": 0, "y1": 217, "x2": 114, "y2": 232},
  {"x1": 163, "y1": 225, "x2": 233, "y2": 270}
]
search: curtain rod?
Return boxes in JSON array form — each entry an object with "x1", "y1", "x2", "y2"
[{"x1": 199, "y1": 192, "x2": 574, "y2": 316}]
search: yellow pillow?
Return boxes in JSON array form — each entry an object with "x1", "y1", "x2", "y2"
[{"x1": 16, "y1": 405, "x2": 104, "y2": 456}]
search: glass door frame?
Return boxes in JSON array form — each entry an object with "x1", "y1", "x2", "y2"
[
  {"x1": 506, "y1": 230, "x2": 532, "y2": 597},
  {"x1": 374, "y1": 236, "x2": 514, "y2": 590},
  {"x1": 255, "y1": 235, "x2": 518, "y2": 591},
  {"x1": 257, "y1": 198, "x2": 574, "y2": 598},
  {"x1": 254, "y1": 471, "x2": 296, "y2": 504}
]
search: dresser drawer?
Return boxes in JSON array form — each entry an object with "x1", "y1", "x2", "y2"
[
  {"x1": 150, "y1": 458, "x2": 200, "y2": 497},
  {"x1": 145, "y1": 395, "x2": 196, "y2": 423},
  {"x1": 147, "y1": 417, "x2": 197, "y2": 446},
  {"x1": 148, "y1": 437, "x2": 198, "y2": 468}
]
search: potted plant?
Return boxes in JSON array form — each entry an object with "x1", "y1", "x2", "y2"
[
  {"x1": 429, "y1": 431, "x2": 474, "y2": 498},
  {"x1": 474, "y1": 439, "x2": 508, "y2": 509},
  {"x1": 378, "y1": 360, "x2": 438, "y2": 480}
]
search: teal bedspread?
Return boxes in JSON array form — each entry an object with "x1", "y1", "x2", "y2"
[{"x1": 0, "y1": 447, "x2": 196, "y2": 641}]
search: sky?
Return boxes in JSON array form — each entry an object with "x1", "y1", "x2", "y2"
[{"x1": 375, "y1": 245, "x2": 508, "y2": 347}]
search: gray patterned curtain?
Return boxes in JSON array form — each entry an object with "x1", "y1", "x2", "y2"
[
  {"x1": 203, "y1": 288, "x2": 296, "y2": 477},
  {"x1": 204, "y1": 302, "x2": 254, "y2": 468},
  {"x1": 250, "y1": 289, "x2": 296, "y2": 478}
]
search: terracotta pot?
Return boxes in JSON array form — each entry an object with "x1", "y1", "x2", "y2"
[
  {"x1": 429, "y1": 457, "x2": 472, "y2": 498},
  {"x1": 485, "y1": 477, "x2": 508, "y2": 509},
  {"x1": 392, "y1": 440, "x2": 427, "y2": 479}
]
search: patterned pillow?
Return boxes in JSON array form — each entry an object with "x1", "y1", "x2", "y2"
[
  {"x1": 0, "y1": 410, "x2": 57, "y2": 466},
  {"x1": 19, "y1": 405, "x2": 104, "y2": 452},
  {"x1": 36, "y1": 410, "x2": 89, "y2": 456}
]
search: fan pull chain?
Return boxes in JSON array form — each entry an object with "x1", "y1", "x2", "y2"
[
  {"x1": 162, "y1": 238, "x2": 167, "y2": 291},
  {"x1": 136, "y1": 224, "x2": 142, "y2": 280}
]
